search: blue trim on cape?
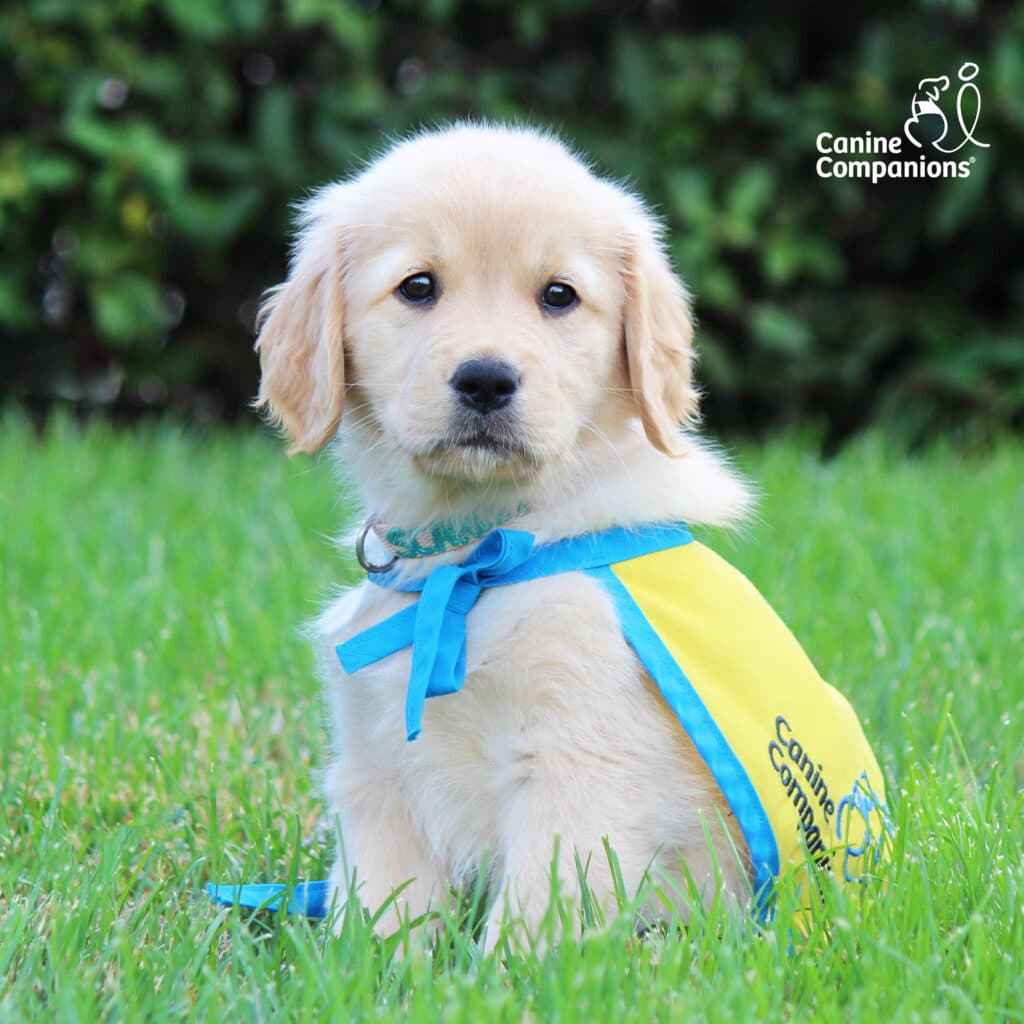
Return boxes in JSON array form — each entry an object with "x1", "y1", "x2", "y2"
[{"x1": 585, "y1": 565, "x2": 779, "y2": 915}]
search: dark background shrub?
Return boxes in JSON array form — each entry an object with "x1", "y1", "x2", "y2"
[{"x1": 2, "y1": 0, "x2": 1022, "y2": 440}]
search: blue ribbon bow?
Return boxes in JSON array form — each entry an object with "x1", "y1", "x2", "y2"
[
  {"x1": 339, "y1": 529, "x2": 537, "y2": 739},
  {"x1": 337, "y1": 522, "x2": 694, "y2": 741}
]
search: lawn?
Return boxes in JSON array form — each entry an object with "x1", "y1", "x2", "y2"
[{"x1": 2, "y1": 413, "x2": 1022, "y2": 1021}]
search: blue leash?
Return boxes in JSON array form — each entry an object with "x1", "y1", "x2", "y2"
[{"x1": 207, "y1": 880, "x2": 330, "y2": 918}]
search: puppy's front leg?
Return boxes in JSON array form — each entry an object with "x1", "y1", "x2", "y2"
[
  {"x1": 481, "y1": 766, "x2": 627, "y2": 954},
  {"x1": 326, "y1": 779, "x2": 447, "y2": 937},
  {"x1": 483, "y1": 837, "x2": 578, "y2": 954}
]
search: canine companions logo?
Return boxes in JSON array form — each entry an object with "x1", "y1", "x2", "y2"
[{"x1": 816, "y1": 62, "x2": 990, "y2": 184}]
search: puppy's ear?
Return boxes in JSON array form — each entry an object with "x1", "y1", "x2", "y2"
[
  {"x1": 622, "y1": 216, "x2": 700, "y2": 457},
  {"x1": 255, "y1": 189, "x2": 347, "y2": 455}
]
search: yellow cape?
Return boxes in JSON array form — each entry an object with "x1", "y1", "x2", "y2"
[{"x1": 600, "y1": 539, "x2": 892, "y2": 909}]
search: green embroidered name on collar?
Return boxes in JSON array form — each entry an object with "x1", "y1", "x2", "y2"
[{"x1": 383, "y1": 502, "x2": 530, "y2": 559}]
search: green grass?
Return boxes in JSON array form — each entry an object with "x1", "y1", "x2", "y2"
[{"x1": 2, "y1": 413, "x2": 1022, "y2": 1021}]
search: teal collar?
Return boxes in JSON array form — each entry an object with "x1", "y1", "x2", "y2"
[{"x1": 356, "y1": 503, "x2": 529, "y2": 571}]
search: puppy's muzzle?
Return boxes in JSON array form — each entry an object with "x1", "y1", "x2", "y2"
[{"x1": 450, "y1": 359, "x2": 520, "y2": 415}]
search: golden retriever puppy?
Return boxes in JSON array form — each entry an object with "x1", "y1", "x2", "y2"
[{"x1": 255, "y1": 124, "x2": 772, "y2": 944}]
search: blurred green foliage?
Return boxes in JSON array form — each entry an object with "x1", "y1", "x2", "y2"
[{"x1": 2, "y1": 0, "x2": 1022, "y2": 436}]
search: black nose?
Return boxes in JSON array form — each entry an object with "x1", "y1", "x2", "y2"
[{"x1": 450, "y1": 359, "x2": 520, "y2": 415}]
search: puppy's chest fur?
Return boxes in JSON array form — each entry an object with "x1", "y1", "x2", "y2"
[{"x1": 316, "y1": 568, "x2": 734, "y2": 885}]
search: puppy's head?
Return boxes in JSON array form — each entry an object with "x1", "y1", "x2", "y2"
[{"x1": 255, "y1": 125, "x2": 699, "y2": 491}]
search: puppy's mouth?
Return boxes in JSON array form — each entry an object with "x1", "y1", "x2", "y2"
[{"x1": 415, "y1": 417, "x2": 540, "y2": 481}]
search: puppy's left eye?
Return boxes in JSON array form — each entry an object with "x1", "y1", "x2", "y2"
[
  {"x1": 398, "y1": 272, "x2": 436, "y2": 303},
  {"x1": 540, "y1": 281, "x2": 578, "y2": 312}
]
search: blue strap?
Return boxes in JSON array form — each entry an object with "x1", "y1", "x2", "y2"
[
  {"x1": 585, "y1": 565, "x2": 779, "y2": 920},
  {"x1": 207, "y1": 881, "x2": 329, "y2": 919},
  {"x1": 337, "y1": 523, "x2": 693, "y2": 741}
]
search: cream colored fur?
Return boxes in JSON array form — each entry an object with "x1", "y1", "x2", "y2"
[{"x1": 256, "y1": 123, "x2": 756, "y2": 946}]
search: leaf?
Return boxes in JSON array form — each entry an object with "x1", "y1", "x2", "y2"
[
  {"x1": 89, "y1": 274, "x2": 173, "y2": 347},
  {"x1": 170, "y1": 187, "x2": 264, "y2": 245},
  {"x1": 285, "y1": 0, "x2": 378, "y2": 54},
  {"x1": 725, "y1": 167, "x2": 775, "y2": 228},
  {"x1": 0, "y1": 269, "x2": 37, "y2": 329},
  {"x1": 159, "y1": 0, "x2": 232, "y2": 41},
  {"x1": 253, "y1": 86, "x2": 300, "y2": 182},
  {"x1": 227, "y1": 0, "x2": 271, "y2": 33},
  {"x1": 25, "y1": 154, "x2": 81, "y2": 192},
  {"x1": 749, "y1": 304, "x2": 814, "y2": 355}
]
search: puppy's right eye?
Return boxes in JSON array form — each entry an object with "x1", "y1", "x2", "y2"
[{"x1": 398, "y1": 272, "x2": 436, "y2": 303}]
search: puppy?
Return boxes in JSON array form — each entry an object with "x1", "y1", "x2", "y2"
[{"x1": 253, "y1": 124, "x2": 886, "y2": 944}]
